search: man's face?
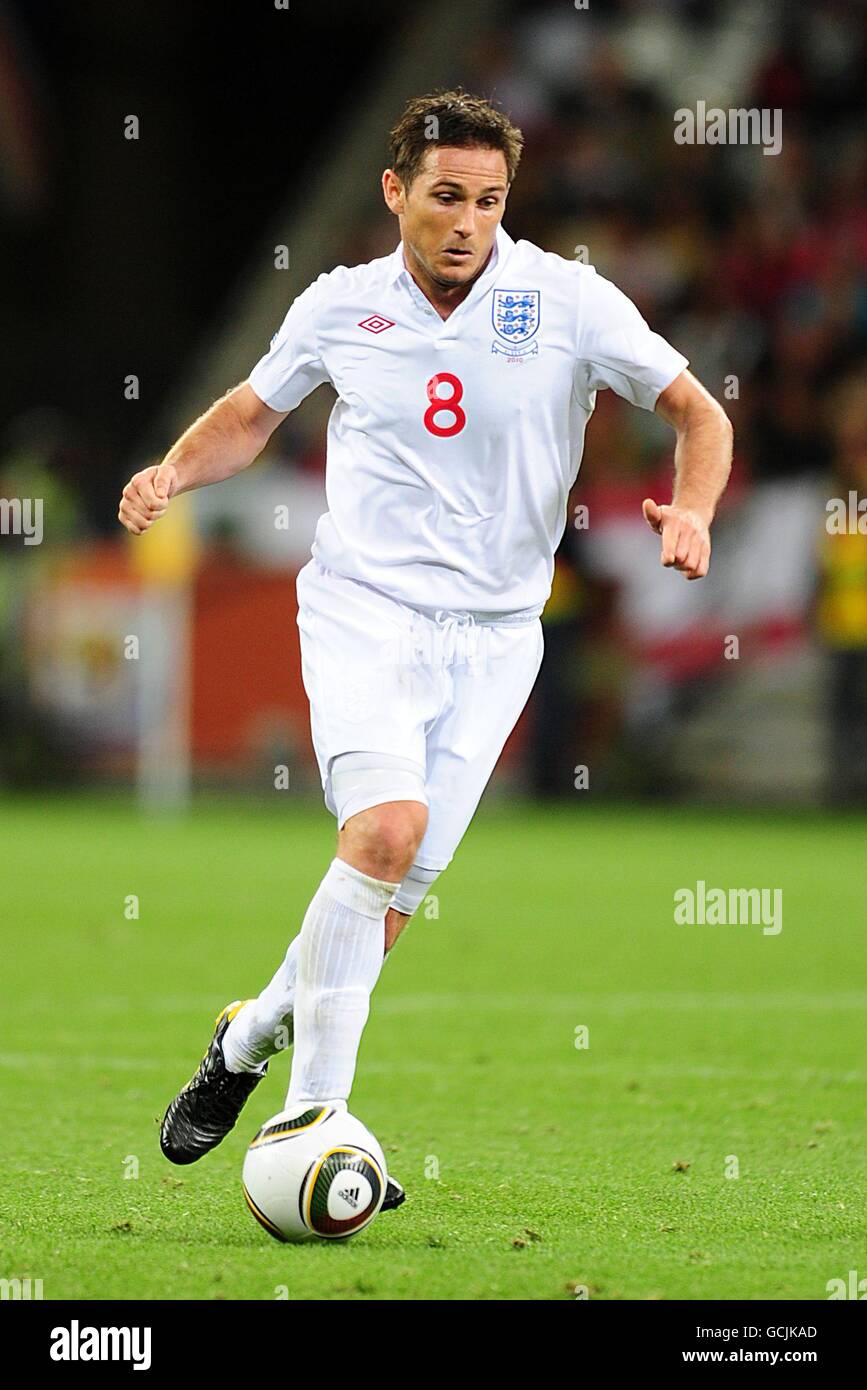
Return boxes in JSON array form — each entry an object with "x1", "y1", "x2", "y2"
[{"x1": 383, "y1": 144, "x2": 509, "y2": 289}]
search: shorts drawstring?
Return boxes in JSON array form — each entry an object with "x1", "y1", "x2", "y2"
[{"x1": 433, "y1": 609, "x2": 480, "y2": 670}]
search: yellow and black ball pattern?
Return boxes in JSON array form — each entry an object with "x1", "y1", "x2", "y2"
[{"x1": 248, "y1": 1106, "x2": 335, "y2": 1148}]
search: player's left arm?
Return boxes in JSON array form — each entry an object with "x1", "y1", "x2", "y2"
[{"x1": 644, "y1": 369, "x2": 733, "y2": 581}]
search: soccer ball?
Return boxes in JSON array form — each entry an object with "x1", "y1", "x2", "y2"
[{"x1": 242, "y1": 1103, "x2": 387, "y2": 1243}]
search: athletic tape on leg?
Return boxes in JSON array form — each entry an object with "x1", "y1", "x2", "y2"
[
  {"x1": 330, "y1": 750, "x2": 428, "y2": 828},
  {"x1": 390, "y1": 862, "x2": 442, "y2": 917}
]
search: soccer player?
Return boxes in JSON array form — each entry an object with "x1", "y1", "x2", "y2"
[{"x1": 118, "y1": 92, "x2": 732, "y2": 1208}]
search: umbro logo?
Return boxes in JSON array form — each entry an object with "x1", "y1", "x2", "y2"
[
  {"x1": 358, "y1": 314, "x2": 395, "y2": 334},
  {"x1": 338, "y1": 1186, "x2": 361, "y2": 1208}
]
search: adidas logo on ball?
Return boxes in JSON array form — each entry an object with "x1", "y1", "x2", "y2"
[{"x1": 242, "y1": 1104, "x2": 387, "y2": 1242}]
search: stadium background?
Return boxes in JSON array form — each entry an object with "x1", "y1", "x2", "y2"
[
  {"x1": 1, "y1": 0, "x2": 866, "y2": 1304},
  {"x1": 2, "y1": 0, "x2": 866, "y2": 806}
]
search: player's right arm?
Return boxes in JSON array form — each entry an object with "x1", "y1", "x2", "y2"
[
  {"x1": 117, "y1": 382, "x2": 288, "y2": 535},
  {"x1": 120, "y1": 274, "x2": 329, "y2": 535}
]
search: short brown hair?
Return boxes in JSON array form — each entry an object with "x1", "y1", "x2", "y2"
[{"x1": 388, "y1": 88, "x2": 523, "y2": 189}]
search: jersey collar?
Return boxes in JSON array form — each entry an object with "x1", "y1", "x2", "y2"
[{"x1": 386, "y1": 222, "x2": 514, "y2": 288}]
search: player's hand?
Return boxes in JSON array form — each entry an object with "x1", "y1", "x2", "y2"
[
  {"x1": 118, "y1": 462, "x2": 178, "y2": 535},
  {"x1": 642, "y1": 498, "x2": 711, "y2": 581}
]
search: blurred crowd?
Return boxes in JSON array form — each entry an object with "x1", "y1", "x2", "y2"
[
  {"x1": 315, "y1": 0, "x2": 867, "y2": 485},
  {"x1": 265, "y1": 1, "x2": 865, "y2": 801},
  {"x1": 3, "y1": 0, "x2": 867, "y2": 801}
]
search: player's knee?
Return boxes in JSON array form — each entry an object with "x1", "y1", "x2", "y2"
[{"x1": 341, "y1": 801, "x2": 427, "y2": 882}]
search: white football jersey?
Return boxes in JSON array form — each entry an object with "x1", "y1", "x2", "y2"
[{"x1": 248, "y1": 223, "x2": 688, "y2": 616}]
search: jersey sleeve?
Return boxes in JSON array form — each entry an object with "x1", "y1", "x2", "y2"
[
  {"x1": 575, "y1": 266, "x2": 688, "y2": 410},
  {"x1": 248, "y1": 277, "x2": 332, "y2": 411}
]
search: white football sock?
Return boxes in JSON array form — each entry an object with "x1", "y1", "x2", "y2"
[
  {"x1": 286, "y1": 857, "x2": 398, "y2": 1106},
  {"x1": 222, "y1": 938, "x2": 301, "y2": 1074}
]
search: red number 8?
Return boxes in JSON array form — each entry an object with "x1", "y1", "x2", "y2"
[{"x1": 424, "y1": 372, "x2": 466, "y2": 437}]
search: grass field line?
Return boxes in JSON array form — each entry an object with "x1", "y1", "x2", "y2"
[
  {"x1": 0, "y1": 1051, "x2": 864, "y2": 1084},
  {"x1": 375, "y1": 991, "x2": 867, "y2": 1015},
  {"x1": 5, "y1": 990, "x2": 866, "y2": 1017}
]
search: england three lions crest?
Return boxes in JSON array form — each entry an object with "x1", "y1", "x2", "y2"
[{"x1": 491, "y1": 289, "x2": 540, "y2": 358}]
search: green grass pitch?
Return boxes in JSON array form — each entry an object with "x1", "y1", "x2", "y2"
[{"x1": 0, "y1": 794, "x2": 864, "y2": 1301}]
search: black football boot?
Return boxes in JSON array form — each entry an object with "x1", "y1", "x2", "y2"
[
  {"x1": 382, "y1": 1176, "x2": 406, "y2": 1212},
  {"x1": 160, "y1": 1000, "x2": 267, "y2": 1165}
]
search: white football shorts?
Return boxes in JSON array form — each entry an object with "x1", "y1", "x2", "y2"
[{"x1": 295, "y1": 558, "x2": 544, "y2": 872}]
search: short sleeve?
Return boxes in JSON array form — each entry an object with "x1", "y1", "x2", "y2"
[
  {"x1": 248, "y1": 277, "x2": 331, "y2": 411},
  {"x1": 576, "y1": 266, "x2": 688, "y2": 410}
]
